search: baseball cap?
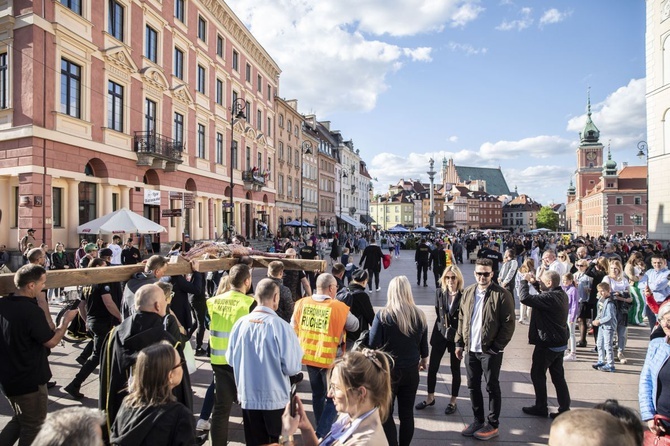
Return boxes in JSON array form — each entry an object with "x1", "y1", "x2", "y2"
[
  {"x1": 84, "y1": 243, "x2": 99, "y2": 253},
  {"x1": 28, "y1": 228, "x2": 35, "y2": 233}
]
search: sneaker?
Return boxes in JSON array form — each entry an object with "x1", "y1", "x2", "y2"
[
  {"x1": 576, "y1": 341, "x2": 587, "y2": 348},
  {"x1": 618, "y1": 351, "x2": 628, "y2": 364},
  {"x1": 563, "y1": 352, "x2": 577, "y2": 362},
  {"x1": 461, "y1": 421, "x2": 485, "y2": 437},
  {"x1": 473, "y1": 423, "x2": 499, "y2": 441},
  {"x1": 196, "y1": 418, "x2": 211, "y2": 431},
  {"x1": 376, "y1": 287, "x2": 381, "y2": 292},
  {"x1": 522, "y1": 406, "x2": 548, "y2": 417},
  {"x1": 591, "y1": 347, "x2": 598, "y2": 353},
  {"x1": 599, "y1": 364, "x2": 616, "y2": 372},
  {"x1": 194, "y1": 348, "x2": 207, "y2": 357},
  {"x1": 592, "y1": 362, "x2": 605, "y2": 370}
]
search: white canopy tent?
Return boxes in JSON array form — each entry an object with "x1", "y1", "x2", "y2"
[{"x1": 77, "y1": 208, "x2": 167, "y2": 235}]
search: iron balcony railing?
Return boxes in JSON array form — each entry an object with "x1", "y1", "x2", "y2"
[{"x1": 134, "y1": 131, "x2": 184, "y2": 162}]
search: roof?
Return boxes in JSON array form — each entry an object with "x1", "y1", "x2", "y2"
[
  {"x1": 454, "y1": 166, "x2": 511, "y2": 195},
  {"x1": 617, "y1": 165, "x2": 647, "y2": 179}
]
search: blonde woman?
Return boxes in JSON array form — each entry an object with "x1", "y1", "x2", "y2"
[
  {"x1": 602, "y1": 260, "x2": 631, "y2": 364},
  {"x1": 279, "y1": 349, "x2": 393, "y2": 445},
  {"x1": 415, "y1": 266, "x2": 463, "y2": 415},
  {"x1": 369, "y1": 276, "x2": 428, "y2": 446},
  {"x1": 515, "y1": 258, "x2": 536, "y2": 324}
]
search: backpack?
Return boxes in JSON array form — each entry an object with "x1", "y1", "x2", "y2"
[{"x1": 336, "y1": 287, "x2": 354, "y2": 307}]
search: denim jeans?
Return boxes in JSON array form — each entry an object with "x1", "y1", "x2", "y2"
[
  {"x1": 465, "y1": 351, "x2": 504, "y2": 428},
  {"x1": 307, "y1": 366, "x2": 337, "y2": 438},
  {"x1": 382, "y1": 366, "x2": 420, "y2": 446},
  {"x1": 646, "y1": 305, "x2": 657, "y2": 333},
  {"x1": 597, "y1": 327, "x2": 615, "y2": 366},
  {"x1": 0, "y1": 384, "x2": 48, "y2": 446},
  {"x1": 199, "y1": 378, "x2": 215, "y2": 420}
]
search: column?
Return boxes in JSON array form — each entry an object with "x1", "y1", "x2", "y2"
[
  {"x1": 102, "y1": 184, "x2": 114, "y2": 216},
  {"x1": 67, "y1": 179, "x2": 80, "y2": 248},
  {"x1": 119, "y1": 185, "x2": 130, "y2": 209}
]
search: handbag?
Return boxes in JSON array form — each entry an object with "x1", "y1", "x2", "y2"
[
  {"x1": 644, "y1": 414, "x2": 670, "y2": 445},
  {"x1": 382, "y1": 254, "x2": 391, "y2": 269},
  {"x1": 182, "y1": 341, "x2": 197, "y2": 374}
]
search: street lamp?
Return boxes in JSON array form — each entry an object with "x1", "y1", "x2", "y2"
[
  {"x1": 631, "y1": 213, "x2": 641, "y2": 236},
  {"x1": 229, "y1": 98, "x2": 246, "y2": 237},
  {"x1": 300, "y1": 141, "x2": 313, "y2": 236},
  {"x1": 636, "y1": 140, "x2": 649, "y2": 237},
  {"x1": 339, "y1": 169, "x2": 348, "y2": 230}
]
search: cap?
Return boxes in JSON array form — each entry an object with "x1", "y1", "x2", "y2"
[
  {"x1": 84, "y1": 243, "x2": 99, "y2": 253},
  {"x1": 99, "y1": 248, "x2": 113, "y2": 257},
  {"x1": 28, "y1": 228, "x2": 35, "y2": 233}
]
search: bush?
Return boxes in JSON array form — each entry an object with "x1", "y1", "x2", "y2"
[{"x1": 404, "y1": 237, "x2": 417, "y2": 250}]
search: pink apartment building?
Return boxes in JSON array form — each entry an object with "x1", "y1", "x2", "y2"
[{"x1": 0, "y1": 0, "x2": 279, "y2": 254}]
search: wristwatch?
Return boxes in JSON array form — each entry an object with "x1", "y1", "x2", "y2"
[{"x1": 278, "y1": 435, "x2": 294, "y2": 445}]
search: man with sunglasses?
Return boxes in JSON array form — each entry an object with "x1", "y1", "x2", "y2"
[{"x1": 455, "y1": 258, "x2": 515, "y2": 441}]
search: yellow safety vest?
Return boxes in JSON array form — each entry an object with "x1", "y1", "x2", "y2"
[
  {"x1": 293, "y1": 297, "x2": 349, "y2": 368},
  {"x1": 207, "y1": 290, "x2": 254, "y2": 365}
]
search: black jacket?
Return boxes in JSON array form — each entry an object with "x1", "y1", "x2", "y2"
[
  {"x1": 360, "y1": 245, "x2": 383, "y2": 272},
  {"x1": 429, "y1": 247, "x2": 447, "y2": 271},
  {"x1": 111, "y1": 401, "x2": 196, "y2": 446},
  {"x1": 431, "y1": 289, "x2": 461, "y2": 350},
  {"x1": 415, "y1": 243, "x2": 430, "y2": 265},
  {"x1": 519, "y1": 281, "x2": 569, "y2": 348},
  {"x1": 345, "y1": 283, "x2": 375, "y2": 341}
]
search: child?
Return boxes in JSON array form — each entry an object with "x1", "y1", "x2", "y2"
[
  {"x1": 340, "y1": 247, "x2": 351, "y2": 268},
  {"x1": 344, "y1": 261, "x2": 358, "y2": 285},
  {"x1": 592, "y1": 282, "x2": 618, "y2": 372},
  {"x1": 562, "y1": 273, "x2": 579, "y2": 361}
]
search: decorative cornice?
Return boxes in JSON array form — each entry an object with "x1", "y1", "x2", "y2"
[
  {"x1": 140, "y1": 66, "x2": 169, "y2": 92},
  {"x1": 200, "y1": 0, "x2": 281, "y2": 80},
  {"x1": 171, "y1": 83, "x2": 194, "y2": 106},
  {"x1": 103, "y1": 46, "x2": 139, "y2": 74}
]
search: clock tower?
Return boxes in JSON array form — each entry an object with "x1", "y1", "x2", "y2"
[{"x1": 575, "y1": 91, "x2": 603, "y2": 198}]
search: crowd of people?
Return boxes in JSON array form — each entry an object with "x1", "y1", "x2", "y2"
[{"x1": 1, "y1": 227, "x2": 670, "y2": 445}]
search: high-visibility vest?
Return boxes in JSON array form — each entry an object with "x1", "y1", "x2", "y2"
[
  {"x1": 293, "y1": 297, "x2": 349, "y2": 368},
  {"x1": 207, "y1": 290, "x2": 254, "y2": 365}
]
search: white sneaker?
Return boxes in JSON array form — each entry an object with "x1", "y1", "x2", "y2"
[
  {"x1": 618, "y1": 351, "x2": 628, "y2": 364},
  {"x1": 564, "y1": 352, "x2": 577, "y2": 362},
  {"x1": 196, "y1": 418, "x2": 211, "y2": 431},
  {"x1": 376, "y1": 287, "x2": 381, "y2": 292}
]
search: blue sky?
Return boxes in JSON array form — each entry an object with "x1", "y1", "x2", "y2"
[{"x1": 229, "y1": 0, "x2": 647, "y2": 205}]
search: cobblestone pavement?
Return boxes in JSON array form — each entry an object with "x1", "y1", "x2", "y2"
[{"x1": 1, "y1": 251, "x2": 647, "y2": 445}]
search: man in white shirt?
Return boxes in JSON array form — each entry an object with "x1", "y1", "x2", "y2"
[
  {"x1": 538, "y1": 249, "x2": 567, "y2": 280},
  {"x1": 455, "y1": 258, "x2": 516, "y2": 441},
  {"x1": 108, "y1": 235, "x2": 123, "y2": 266}
]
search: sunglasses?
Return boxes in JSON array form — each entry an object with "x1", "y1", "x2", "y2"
[
  {"x1": 475, "y1": 272, "x2": 492, "y2": 278},
  {"x1": 444, "y1": 275, "x2": 457, "y2": 280},
  {"x1": 172, "y1": 359, "x2": 185, "y2": 370}
]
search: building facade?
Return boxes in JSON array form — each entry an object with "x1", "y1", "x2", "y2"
[
  {"x1": 0, "y1": 0, "x2": 280, "y2": 250},
  {"x1": 645, "y1": 2, "x2": 670, "y2": 241},
  {"x1": 275, "y1": 98, "x2": 303, "y2": 231},
  {"x1": 503, "y1": 194, "x2": 542, "y2": 233}
]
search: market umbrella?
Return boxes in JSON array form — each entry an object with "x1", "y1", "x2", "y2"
[
  {"x1": 77, "y1": 208, "x2": 166, "y2": 235},
  {"x1": 302, "y1": 220, "x2": 315, "y2": 228},
  {"x1": 283, "y1": 220, "x2": 303, "y2": 227},
  {"x1": 412, "y1": 227, "x2": 432, "y2": 233},
  {"x1": 387, "y1": 225, "x2": 409, "y2": 233}
]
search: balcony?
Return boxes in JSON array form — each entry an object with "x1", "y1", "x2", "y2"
[
  {"x1": 134, "y1": 131, "x2": 184, "y2": 172},
  {"x1": 242, "y1": 169, "x2": 267, "y2": 191}
]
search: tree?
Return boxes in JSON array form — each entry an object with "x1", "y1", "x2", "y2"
[{"x1": 536, "y1": 206, "x2": 559, "y2": 231}]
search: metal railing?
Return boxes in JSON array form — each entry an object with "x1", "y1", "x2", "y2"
[{"x1": 134, "y1": 131, "x2": 184, "y2": 162}]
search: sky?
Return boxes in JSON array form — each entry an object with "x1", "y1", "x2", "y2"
[{"x1": 228, "y1": 0, "x2": 647, "y2": 205}]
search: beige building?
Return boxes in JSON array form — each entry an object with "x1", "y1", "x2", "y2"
[
  {"x1": 0, "y1": 0, "x2": 279, "y2": 254},
  {"x1": 275, "y1": 98, "x2": 304, "y2": 231},
  {"x1": 645, "y1": 2, "x2": 670, "y2": 241}
]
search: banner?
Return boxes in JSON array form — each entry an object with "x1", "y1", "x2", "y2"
[{"x1": 144, "y1": 189, "x2": 161, "y2": 205}]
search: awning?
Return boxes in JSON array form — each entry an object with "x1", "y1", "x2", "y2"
[
  {"x1": 337, "y1": 215, "x2": 366, "y2": 229},
  {"x1": 360, "y1": 215, "x2": 375, "y2": 224}
]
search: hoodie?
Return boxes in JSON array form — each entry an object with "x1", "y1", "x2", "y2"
[
  {"x1": 122, "y1": 271, "x2": 158, "y2": 319},
  {"x1": 111, "y1": 401, "x2": 196, "y2": 446}
]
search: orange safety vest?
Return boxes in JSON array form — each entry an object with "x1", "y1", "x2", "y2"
[{"x1": 293, "y1": 296, "x2": 349, "y2": 368}]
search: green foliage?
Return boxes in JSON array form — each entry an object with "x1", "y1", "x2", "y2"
[
  {"x1": 536, "y1": 206, "x2": 559, "y2": 231},
  {"x1": 404, "y1": 237, "x2": 417, "y2": 250}
]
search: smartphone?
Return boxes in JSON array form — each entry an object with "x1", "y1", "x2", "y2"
[
  {"x1": 289, "y1": 384, "x2": 297, "y2": 417},
  {"x1": 67, "y1": 298, "x2": 81, "y2": 311}
]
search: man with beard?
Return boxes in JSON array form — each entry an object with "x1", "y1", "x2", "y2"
[
  {"x1": 518, "y1": 270, "x2": 571, "y2": 419},
  {"x1": 98, "y1": 284, "x2": 192, "y2": 437}
]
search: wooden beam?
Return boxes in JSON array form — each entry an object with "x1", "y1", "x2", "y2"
[{"x1": 0, "y1": 257, "x2": 326, "y2": 296}]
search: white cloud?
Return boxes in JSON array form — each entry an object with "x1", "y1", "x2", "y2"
[
  {"x1": 449, "y1": 136, "x2": 459, "y2": 142},
  {"x1": 505, "y1": 165, "x2": 575, "y2": 204},
  {"x1": 539, "y1": 8, "x2": 572, "y2": 26},
  {"x1": 228, "y1": 0, "x2": 484, "y2": 114},
  {"x1": 448, "y1": 41, "x2": 488, "y2": 55},
  {"x1": 566, "y1": 78, "x2": 647, "y2": 152},
  {"x1": 478, "y1": 135, "x2": 575, "y2": 160},
  {"x1": 496, "y1": 7, "x2": 533, "y2": 31}
]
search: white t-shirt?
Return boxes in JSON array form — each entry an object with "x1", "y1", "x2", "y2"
[
  {"x1": 109, "y1": 243, "x2": 122, "y2": 265},
  {"x1": 469, "y1": 287, "x2": 487, "y2": 353}
]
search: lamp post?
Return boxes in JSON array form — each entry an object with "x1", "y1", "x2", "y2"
[
  {"x1": 300, "y1": 141, "x2": 313, "y2": 236},
  {"x1": 229, "y1": 98, "x2": 246, "y2": 237},
  {"x1": 636, "y1": 140, "x2": 649, "y2": 237},
  {"x1": 339, "y1": 169, "x2": 348, "y2": 231}
]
